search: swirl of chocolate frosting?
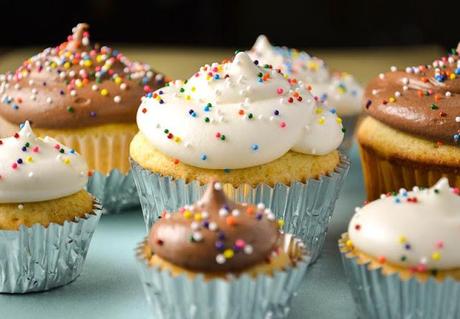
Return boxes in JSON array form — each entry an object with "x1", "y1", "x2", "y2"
[
  {"x1": 364, "y1": 45, "x2": 460, "y2": 145},
  {"x1": 0, "y1": 23, "x2": 166, "y2": 129},
  {"x1": 148, "y1": 181, "x2": 281, "y2": 272}
]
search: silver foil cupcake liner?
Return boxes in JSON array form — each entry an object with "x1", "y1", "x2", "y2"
[
  {"x1": 340, "y1": 114, "x2": 359, "y2": 153},
  {"x1": 87, "y1": 169, "x2": 140, "y2": 214},
  {"x1": 340, "y1": 240, "x2": 460, "y2": 319},
  {"x1": 0, "y1": 201, "x2": 102, "y2": 293},
  {"x1": 131, "y1": 154, "x2": 350, "y2": 263},
  {"x1": 136, "y1": 234, "x2": 310, "y2": 319}
]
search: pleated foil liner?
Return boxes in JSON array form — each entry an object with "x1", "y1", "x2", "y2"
[
  {"x1": 131, "y1": 154, "x2": 350, "y2": 263},
  {"x1": 340, "y1": 115, "x2": 359, "y2": 153},
  {"x1": 136, "y1": 234, "x2": 310, "y2": 319},
  {"x1": 0, "y1": 201, "x2": 102, "y2": 293},
  {"x1": 339, "y1": 237, "x2": 460, "y2": 319},
  {"x1": 87, "y1": 169, "x2": 140, "y2": 214}
]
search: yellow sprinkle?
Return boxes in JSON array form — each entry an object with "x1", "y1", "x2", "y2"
[
  {"x1": 63, "y1": 158, "x2": 71, "y2": 165},
  {"x1": 83, "y1": 60, "x2": 92, "y2": 67},
  {"x1": 114, "y1": 77, "x2": 122, "y2": 85},
  {"x1": 26, "y1": 156, "x2": 33, "y2": 163},
  {"x1": 277, "y1": 219, "x2": 284, "y2": 228},
  {"x1": 336, "y1": 117, "x2": 343, "y2": 124},
  {"x1": 307, "y1": 61, "x2": 318, "y2": 71},
  {"x1": 346, "y1": 240, "x2": 354, "y2": 249},
  {"x1": 185, "y1": 95, "x2": 191, "y2": 101},
  {"x1": 183, "y1": 210, "x2": 192, "y2": 219},
  {"x1": 64, "y1": 62, "x2": 71, "y2": 69},
  {"x1": 191, "y1": 86, "x2": 196, "y2": 92},
  {"x1": 399, "y1": 236, "x2": 407, "y2": 244},
  {"x1": 318, "y1": 117, "x2": 325, "y2": 125},
  {"x1": 450, "y1": 73, "x2": 456, "y2": 80},
  {"x1": 389, "y1": 97, "x2": 396, "y2": 103},
  {"x1": 174, "y1": 136, "x2": 181, "y2": 143},
  {"x1": 206, "y1": 76, "x2": 212, "y2": 81},
  {"x1": 194, "y1": 213, "x2": 202, "y2": 221},
  {"x1": 75, "y1": 80, "x2": 83, "y2": 88},
  {"x1": 96, "y1": 55, "x2": 104, "y2": 63},
  {"x1": 224, "y1": 249, "x2": 234, "y2": 259},
  {"x1": 337, "y1": 87, "x2": 346, "y2": 94},
  {"x1": 432, "y1": 251, "x2": 441, "y2": 261},
  {"x1": 315, "y1": 108, "x2": 324, "y2": 115},
  {"x1": 100, "y1": 89, "x2": 109, "y2": 96}
]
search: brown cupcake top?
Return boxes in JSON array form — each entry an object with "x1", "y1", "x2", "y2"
[
  {"x1": 0, "y1": 23, "x2": 166, "y2": 129},
  {"x1": 148, "y1": 181, "x2": 282, "y2": 273},
  {"x1": 364, "y1": 44, "x2": 460, "y2": 145}
]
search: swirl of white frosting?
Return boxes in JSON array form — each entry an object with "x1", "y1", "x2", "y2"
[
  {"x1": 247, "y1": 35, "x2": 363, "y2": 116},
  {"x1": 0, "y1": 122, "x2": 88, "y2": 203},
  {"x1": 349, "y1": 178, "x2": 460, "y2": 270},
  {"x1": 137, "y1": 52, "x2": 344, "y2": 169}
]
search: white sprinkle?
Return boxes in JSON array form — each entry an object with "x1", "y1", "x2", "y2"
[
  {"x1": 403, "y1": 85, "x2": 409, "y2": 91},
  {"x1": 378, "y1": 73, "x2": 385, "y2": 80},
  {"x1": 216, "y1": 254, "x2": 226, "y2": 264},
  {"x1": 192, "y1": 232, "x2": 203, "y2": 242},
  {"x1": 69, "y1": 70, "x2": 76, "y2": 78},
  {"x1": 46, "y1": 97, "x2": 52, "y2": 104},
  {"x1": 191, "y1": 222, "x2": 200, "y2": 231},
  {"x1": 455, "y1": 116, "x2": 460, "y2": 123},
  {"x1": 413, "y1": 186, "x2": 420, "y2": 192},
  {"x1": 372, "y1": 89, "x2": 378, "y2": 96},
  {"x1": 28, "y1": 172, "x2": 34, "y2": 178},
  {"x1": 18, "y1": 204, "x2": 24, "y2": 210},
  {"x1": 446, "y1": 91, "x2": 452, "y2": 97},
  {"x1": 219, "y1": 208, "x2": 228, "y2": 217},
  {"x1": 214, "y1": 182, "x2": 222, "y2": 191},
  {"x1": 208, "y1": 222, "x2": 218, "y2": 231},
  {"x1": 32, "y1": 88, "x2": 38, "y2": 95},
  {"x1": 28, "y1": 79, "x2": 34, "y2": 86},
  {"x1": 399, "y1": 188, "x2": 407, "y2": 194},
  {"x1": 232, "y1": 209, "x2": 240, "y2": 216},
  {"x1": 92, "y1": 84, "x2": 98, "y2": 91},
  {"x1": 257, "y1": 203, "x2": 265, "y2": 210},
  {"x1": 114, "y1": 96, "x2": 122, "y2": 103},
  {"x1": 120, "y1": 83, "x2": 127, "y2": 90},
  {"x1": 244, "y1": 245, "x2": 253, "y2": 255},
  {"x1": 70, "y1": 90, "x2": 77, "y2": 97},
  {"x1": 405, "y1": 67, "x2": 413, "y2": 73},
  {"x1": 390, "y1": 66, "x2": 397, "y2": 72},
  {"x1": 267, "y1": 213, "x2": 276, "y2": 221},
  {"x1": 420, "y1": 257, "x2": 428, "y2": 265},
  {"x1": 354, "y1": 207, "x2": 361, "y2": 213},
  {"x1": 380, "y1": 194, "x2": 386, "y2": 199},
  {"x1": 395, "y1": 91, "x2": 401, "y2": 97},
  {"x1": 402, "y1": 77, "x2": 409, "y2": 85},
  {"x1": 14, "y1": 83, "x2": 21, "y2": 90}
]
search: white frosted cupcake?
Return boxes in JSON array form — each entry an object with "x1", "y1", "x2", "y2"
[
  {"x1": 130, "y1": 52, "x2": 350, "y2": 262},
  {"x1": 0, "y1": 122, "x2": 101, "y2": 293},
  {"x1": 247, "y1": 35, "x2": 363, "y2": 151},
  {"x1": 340, "y1": 178, "x2": 460, "y2": 318}
]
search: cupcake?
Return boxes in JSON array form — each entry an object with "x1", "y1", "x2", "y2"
[
  {"x1": 136, "y1": 181, "x2": 309, "y2": 318},
  {"x1": 247, "y1": 35, "x2": 363, "y2": 151},
  {"x1": 339, "y1": 178, "x2": 460, "y2": 318},
  {"x1": 358, "y1": 46, "x2": 460, "y2": 200},
  {"x1": 0, "y1": 23, "x2": 166, "y2": 213},
  {"x1": 130, "y1": 52, "x2": 349, "y2": 262},
  {"x1": 0, "y1": 121, "x2": 101, "y2": 293}
]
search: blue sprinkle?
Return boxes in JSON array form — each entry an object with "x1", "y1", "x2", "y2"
[
  {"x1": 70, "y1": 149, "x2": 76, "y2": 154},
  {"x1": 435, "y1": 74, "x2": 445, "y2": 82},
  {"x1": 200, "y1": 154, "x2": 207, "y2": 161},
  {"x1": 204, "y1": 106, "x2": 210, "y2": 112},
  {"x1": 214, "y1": 74, "x2": 220, "y2": 80},
  {"x1": 251, "y1": 144, "x2": 259, "y2": 151},
  {"x1": 329, "y1": 108, "x2": 337, "y2": 114},
  {"x1": 12, "y1": 104, "x2": 19, "y2": 110},
  {"x1": 454, "y1": 134, "x2": 459, "y2": 143},
  {"x1": 257, "y1": 78, "x2": 263, "y2": 83},
  {"x1": 394, "y1": 198, "x2": 401, "y2": 203},
  {"x1": 146, "y1": 92, "x2": 153, "y2": 98},
  {"x1": 19, "y1": 123, "x2": 25, "y2": 129},
  {"x1": 455, "y1": 68, "x2": 460, "y2": 75},
  {"x1": 351, "y1": 90, "x2": 357, "y2": 96},
  {"x1": 224, "y1": 168, "x2": 231, "y2": 173}
]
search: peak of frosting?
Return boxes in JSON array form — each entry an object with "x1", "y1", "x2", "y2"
[
  {"x1": 137, "y1": 52, "x2": 344, "y2": 169},
  {"x1": 0, "y1": 121, "x2": 88, "y2": 203},
  {"x1": 247, "y1": 35, "x2": 363, "y2": 116},
  {"x1": 364, "y1": 49, "x2": 460, "y2": 145},
  {"x1": 348, "y1": 178, "x2": 460, "y2": 271},
  {"x1": 148, "y1": 181, "x2": 281, "y2": 272},
  {"x1": 0, "y1": 23, "x2": 165, "y2": 129}
]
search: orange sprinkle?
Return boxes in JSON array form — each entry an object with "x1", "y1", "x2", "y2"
[{"x1": 226, "y1": 216, "x2": 237, "y2": 226}]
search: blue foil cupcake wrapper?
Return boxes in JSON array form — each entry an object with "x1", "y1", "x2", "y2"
[
  {"x1": 339, "y1": 237, "x2": 460, "y2": 319},
  {"x1": 131, "y1": 154, "x2": 349, "y2": 263},
  {"x1": 340, "y1": 114, "x2": 359, "y2": 153},
  {"x1": 0, "y1": 201, "x2": 102, "y2": 293},
  {"x1": 87, "y1": 169, "x2": 140, "y2": 214},
  {"x1": 136, "y1": 234, "x2": 310, "y2": 319}
]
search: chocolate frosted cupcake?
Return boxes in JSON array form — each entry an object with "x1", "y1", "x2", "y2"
[
  {"x1": 137, "y1": 181, "x2": 309, "y2": 318},
  {"x1": 247, "y1": 35, "x2": 363, "y2": 151},
  {"x1": 358, "y1": 46, "x2": 460, "y2": 200},
  {"x1": 339, "y1": 178, "x2": 460, "y2": 318},
  {"x1": 130, "y1": 52, "x2": 350, "y2": 262},
  {"x1": 0, "y1": 122, "x2": 101, "y2": 293},
  {"x1": 0, "y1": 23, "x2": 166, "y2": 212}
]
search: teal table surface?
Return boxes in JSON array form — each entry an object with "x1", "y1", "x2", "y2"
[{"x1": 0, "y1": 145, "x2": 364, "y2": 319}]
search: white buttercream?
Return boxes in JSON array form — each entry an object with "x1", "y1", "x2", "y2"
[
  {"x1": 349, "y1": 178, "x2": 460, "y2": 270},
  {"x1": 248, "y1": 35, "x2": 363, "y2": 116},
  {"x1": 0, "y1": 122, "x2": 88, "y2": 203},
  {"x1": 137, "y1": 52, "x2": 344, "y2": 169}
]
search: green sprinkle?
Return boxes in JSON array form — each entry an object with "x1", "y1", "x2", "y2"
[
  {"x1": 67, "y1": 106, "x2": 74, "y2": 113},
  {"x1": 204, "y1": 117, "x2": 210, "y2": 123},
  {"x1": 220, "y1": 135, "x2": 226, "y2": 141},
  {"x1": 248, "y1": 113, "x2": 253, "y2": 119},
  {"x1": 164, "y1": 129, "x2": 169, "y2": 134},
  {"x1": 179, "y1": 88, "x2": 185, "y2": 93},
  {"x1": 431, "y1": 104, "x2": 439, "y2": 110}
]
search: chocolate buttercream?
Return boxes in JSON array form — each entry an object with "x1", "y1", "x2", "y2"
[
  {"x1": 0, "y1": 23, "x2": 165, "y2": 129},
  {"x1": 364, "y1": 47, "x2": 460, "y2": 145},
  {"x1": 148, "y1": 181, "x2": 281, "y2": 272}
]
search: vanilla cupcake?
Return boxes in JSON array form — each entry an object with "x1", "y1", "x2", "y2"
[
  {"x1": 0, "y1": 122, "x2": 101, "y2": 293},
  {"x1": 130, "y1": 52, "x2": 350, "y2": 262},
  {"x1": 340, "y1": 178, "x2": 460, "y2": 318},
  {"x1": 137, "y1": 181, "x2": 309, "y2": 318},
  {"x1": 0, "y1": 23, "x2": 166, "y2": 213},
  {"x1": 247, "y1": 35, "x2": 363, "y2": 151}
]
